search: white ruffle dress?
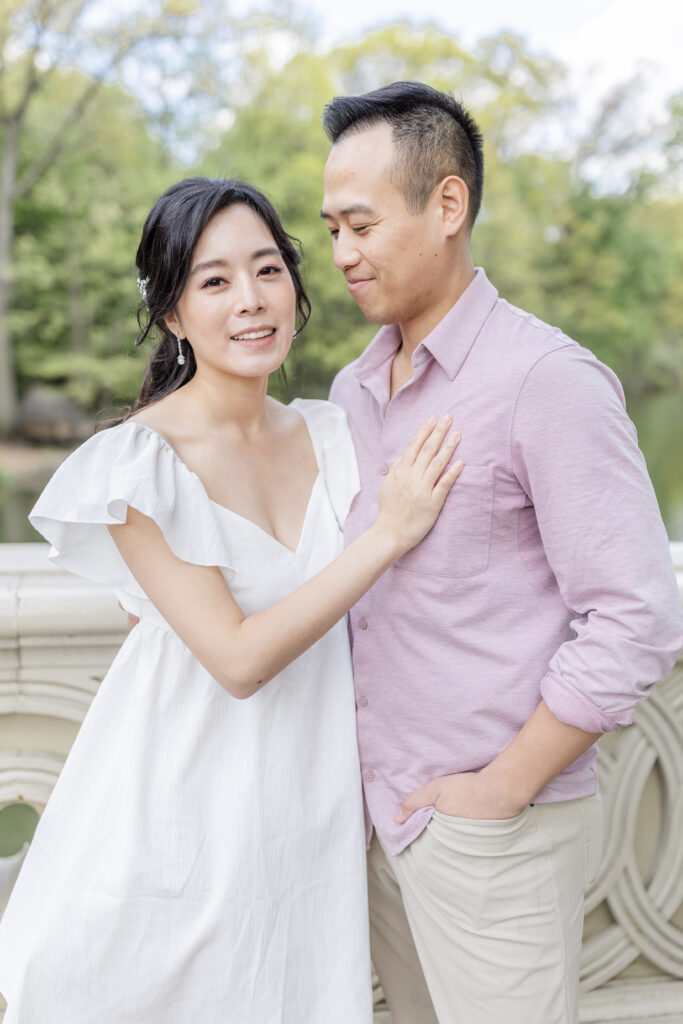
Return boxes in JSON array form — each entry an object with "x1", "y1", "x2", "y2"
[{"x1": 0, "y1": 398, "x2": 372, "y2": 1024}]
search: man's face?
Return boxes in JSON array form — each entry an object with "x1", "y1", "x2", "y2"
[{"x1": 321, "y1": 123, "x2": 447, "y2": 330}]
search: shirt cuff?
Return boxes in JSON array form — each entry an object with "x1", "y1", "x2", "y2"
[{"x1": 540, "y1": 670, "x2": 634, "y2": 734}]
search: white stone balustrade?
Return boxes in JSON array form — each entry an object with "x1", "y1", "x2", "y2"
[{"x1": 0, "y1": 541, "x2": 682, "y2": 1024}]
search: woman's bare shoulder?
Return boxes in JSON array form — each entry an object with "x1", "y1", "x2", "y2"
[{"x1": 127, "y1": 395, "x2": 184, "y2": 444}]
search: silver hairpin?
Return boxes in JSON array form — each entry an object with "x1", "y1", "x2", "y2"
[{"x1": 136, "y1": 276, "x2": 150, "y2": 303}]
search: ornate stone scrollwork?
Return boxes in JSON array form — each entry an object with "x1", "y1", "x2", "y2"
[
  {"x1": 0, "y1": 749, "x2": 64, "y2": 809},
  {"x1": 0, "y1": 543, "x2": 681, "y2": 1023},
  {"x1": 581, "y1": 666, "x2": 683, "y2": 992}
]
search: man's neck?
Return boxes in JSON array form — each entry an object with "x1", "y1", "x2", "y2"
[
  {"x1": 389, "y1": 259, "x2": 476, "y2": 399},
  {"x1": 398, "y1": 259, "x2": 476, "y2": 358}
]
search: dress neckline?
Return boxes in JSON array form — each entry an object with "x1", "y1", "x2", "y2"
[
  {"x1": 119, "y1": 399, "x2": 322, "y2": 556},
  {"x1": 209, "y1": 474, "x2": 322, "y2": 556}
]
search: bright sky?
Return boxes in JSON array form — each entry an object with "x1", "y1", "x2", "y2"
[{"x1": 268, "y1": 0, "x2": 683, "y2": 120}]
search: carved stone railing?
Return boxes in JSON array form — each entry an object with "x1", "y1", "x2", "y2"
[{"x1": 1, "y1": 541, "x2": 682, "y2": 1024}]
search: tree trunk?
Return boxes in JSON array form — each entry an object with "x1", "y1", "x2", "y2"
[
  {"x1": 67, "y1": 199, "x2": 85, "y2": 352},
  {"x1": 0, "y1": 120, "x2": 18, "y2": 435}
]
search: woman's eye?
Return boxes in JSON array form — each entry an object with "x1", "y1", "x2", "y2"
[
  {"x1": 258, "y1": 265, "x2": 283, "y2": 276},
  {"x1": 202, "y1": 276, "x2": 226, "y2": 288}
]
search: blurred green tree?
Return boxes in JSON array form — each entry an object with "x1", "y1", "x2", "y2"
[
  {"x1": 0, "y1": 0, "x2": 238, "y2": 433},
  {"x1": 207, "y1": 23, "x2": 562, "y2": 392},
  {"x1": 3, "y1": 15, "x2": 682, "y2": 419},
  {"x1": 203, "y1": 23, "x2": 683, "y2": 398},
  {"x1": 11, "y1": 71, "x2": 179, "y2": 417}
]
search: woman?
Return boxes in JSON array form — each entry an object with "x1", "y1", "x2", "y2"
[{"x1": 0, "y1": 178, "x2": 462, "y2": 1023}]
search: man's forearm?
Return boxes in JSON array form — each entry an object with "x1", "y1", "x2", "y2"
[{"x1": 483, "y1": 700, "x2": 601, "y2": 807}]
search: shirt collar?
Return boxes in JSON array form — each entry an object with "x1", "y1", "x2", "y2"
[{"x1": 354, "y1": 267, "x2": 499, "y2": 386}]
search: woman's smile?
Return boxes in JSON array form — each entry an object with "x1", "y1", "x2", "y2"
[{"x1": 230, "y1": 326, "x2": 278, "y2": 347}]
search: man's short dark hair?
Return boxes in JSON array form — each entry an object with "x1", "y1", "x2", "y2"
[{"x1": 322, "y1": 81, "x2": 484, "y2": 227}]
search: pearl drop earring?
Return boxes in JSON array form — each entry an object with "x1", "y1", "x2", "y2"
[{"x1": 176, "y1": 333, "x2": 186, "y2": 366}]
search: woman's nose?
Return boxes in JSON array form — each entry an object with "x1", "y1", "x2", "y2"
[{"x1": 235, "y1": 276, "x2": 265, "y2": 314}]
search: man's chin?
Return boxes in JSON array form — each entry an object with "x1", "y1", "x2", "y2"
[{"x1": 353, "y1": 301, "x2": 395, "y2": 326}]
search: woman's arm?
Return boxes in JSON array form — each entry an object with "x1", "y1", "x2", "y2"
[{"x1": 110, "y1": 416, "x2": 462, "y2": 698}]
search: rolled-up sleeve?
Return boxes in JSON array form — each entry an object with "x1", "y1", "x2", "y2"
[{"x1": 510, "y1": 344, "x2": 683, "y2": 733}]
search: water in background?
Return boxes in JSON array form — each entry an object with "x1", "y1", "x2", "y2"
[{"x1": 1, "y1": 391, "x2": 682, "y2": 543}]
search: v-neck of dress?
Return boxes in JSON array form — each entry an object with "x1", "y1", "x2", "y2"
[
  {"x1": 209, "y1": 472, "x2": 322, "y2": 556},
  {"x1": 124, "y1": 400, "x2": 323, "y2": 557}
]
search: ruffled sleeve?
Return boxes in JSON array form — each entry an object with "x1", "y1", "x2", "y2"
[
  {"x1": 29, "y1": 421, "x2": 233, "y2": 593},
  {"x1": 290, "y1": 399, "x2": 360, "y2": 529}
]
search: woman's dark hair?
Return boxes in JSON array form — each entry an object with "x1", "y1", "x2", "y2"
[{"x1": 130, "y1": 177, "x2": 311, "y2": 413}]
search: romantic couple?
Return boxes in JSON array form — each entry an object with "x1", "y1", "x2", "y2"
[{"x1": 0, "y1": 81, "x2": 682, "y2": 1024}]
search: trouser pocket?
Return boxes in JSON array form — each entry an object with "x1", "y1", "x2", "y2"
[{"x1": 575, "y1": 793, "x2": 603, "y2": 890}]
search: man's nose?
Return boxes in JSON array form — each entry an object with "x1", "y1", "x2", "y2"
[{"x1": 333, "y1": 231, "x2": 361, "y2": 272}]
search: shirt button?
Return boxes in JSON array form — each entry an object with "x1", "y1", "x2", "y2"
[
  {"x1": 358, "y1": 616, "x2": 368, "y2": 630},
  {"x1": 379, "y1": 463, "x2": 389, "y2": 476},
  {"x1": 365, "y1": 770, "x2": 375, "y2": 783},
  {"x1": 359, "y1": 695, "x2": 368, "y2": 707}
]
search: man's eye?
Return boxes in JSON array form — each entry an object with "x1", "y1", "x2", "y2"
[
  {"x1": 329, "y1": 229, "x2": 339, "y2": 239},
  {"x1": 353, "y1": 226, "x2": 368, "y2": 234}
]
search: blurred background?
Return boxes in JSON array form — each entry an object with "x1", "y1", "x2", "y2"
[{"x1": 1, "y1": 0, "x2": 682, "y2": 541}]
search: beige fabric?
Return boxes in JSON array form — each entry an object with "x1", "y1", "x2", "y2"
[{"x1": 368, "y1": 795, "x2": 603, "y2": 1024}]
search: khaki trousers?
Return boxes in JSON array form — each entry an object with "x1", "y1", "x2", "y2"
[{"x1": 367, "y1": 795, "x2": 603, "y2": 1024}]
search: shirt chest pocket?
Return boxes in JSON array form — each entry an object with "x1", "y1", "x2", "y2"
[{"x1": 395, "y1": 465, "x2": 494, "y2": 579}]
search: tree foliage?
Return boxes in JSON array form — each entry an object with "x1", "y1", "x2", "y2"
[
  {"x1": 0, "y1": 0, "x2": 240, "y2": 432},
  {"x1": 203, "y1": 24, "x2": 683, "y2": 399},
  {"x1": 3, "y1": 15, "x2": 683, "y2": 425},
  {"x1": 11, "y1": 70, "x2": 179, "y2": 412}
]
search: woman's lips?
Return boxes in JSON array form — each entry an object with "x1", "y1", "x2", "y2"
[{"x1": 231, "y1": 328, "x2": 277, "y2": 347}]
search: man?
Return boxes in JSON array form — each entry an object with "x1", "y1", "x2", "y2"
[{"x1": 320, "y1": 81, "x2": 683, "y2": 1024}]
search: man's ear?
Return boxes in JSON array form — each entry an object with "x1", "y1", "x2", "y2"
[{"x1": 438, "y1": 175, "x2": 470, "y2": 238}]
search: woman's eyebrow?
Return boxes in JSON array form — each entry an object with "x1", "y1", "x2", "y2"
[
  {"x1": 252, "y1": 247, "x2": 284, "y2": 259},
  {"x1": 190, "y1": 258, "x2": 229, "y2": 276},
  {"x1": 190, "y1": 249, "x2": 282, "y2": 276}
]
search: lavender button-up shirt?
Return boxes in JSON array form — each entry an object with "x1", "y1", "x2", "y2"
[{"x1": 330, "y1": 268, "x2": 683, "y2": 856}]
